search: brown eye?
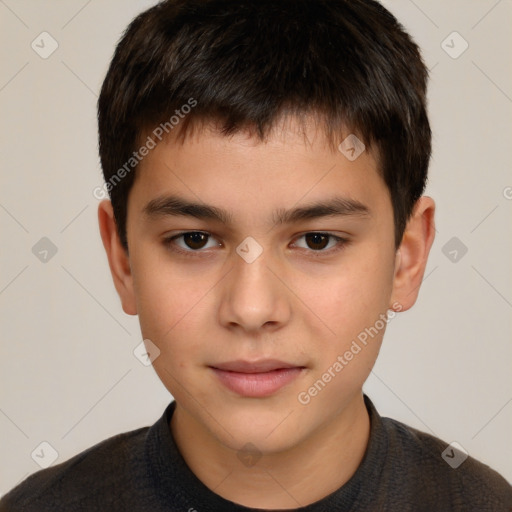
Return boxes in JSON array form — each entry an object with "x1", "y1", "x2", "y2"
[
  {"x1": 163, "y1": 231, "x2": 219, "y2": 254},
  {"x1": 182, "y1": 232, "x2": 209, "y2": 250},
  {"x1": 304, "y1": 233, "x2": 330, "y2": 250},
  {"x1": 292, "y1": 232, "x2": 349, "y2": 255}
]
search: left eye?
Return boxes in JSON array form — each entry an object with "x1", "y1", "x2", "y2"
[{"x1": 293, "y1": 233, "x2": 345, "y2": 252}]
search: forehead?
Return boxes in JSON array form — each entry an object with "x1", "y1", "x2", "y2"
[{"x1": 130, "y1": 117, "x2": 390, "y2": 226}]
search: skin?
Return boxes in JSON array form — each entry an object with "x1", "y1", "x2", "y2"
[{"x1": 98, "y1": 116, "x2": 435, "y2": 509}]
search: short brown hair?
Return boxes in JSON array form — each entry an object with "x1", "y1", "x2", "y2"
[{"x1": 98, "y1": 0, "x2": 431, "y2": 250}]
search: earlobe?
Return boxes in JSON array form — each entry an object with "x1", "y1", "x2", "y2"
[
  {"x1": 390, "y1": 196, "x2": 436, "y2": 312},
  {"x1": 97, "y1": 200, "x2": 138, "y2": 315}
]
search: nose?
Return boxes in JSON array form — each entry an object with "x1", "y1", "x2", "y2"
[{"x1": 218, "y1": 242, "x2": 291, "y2": 334}]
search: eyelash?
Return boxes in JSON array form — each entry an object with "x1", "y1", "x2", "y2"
[{"x1": 162, "y1": 231, "x2": 350, "y2": 258}]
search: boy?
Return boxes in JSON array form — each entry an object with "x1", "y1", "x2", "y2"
[{"x1": 1, "y1": 0, "x2": 511, "y2": 510}]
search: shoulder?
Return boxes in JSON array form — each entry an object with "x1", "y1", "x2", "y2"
[
  {"x1": 0, "y1": 426, "x2": 150, "y2": 512},
  {"x1": 381, "y1": 415, "x2": 512, "y2": 510}
]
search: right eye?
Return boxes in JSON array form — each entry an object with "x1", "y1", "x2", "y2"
[{"x1": 162, "y1": 231, "x2": 222, "y2": 255}]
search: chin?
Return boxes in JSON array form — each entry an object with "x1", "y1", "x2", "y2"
[
  {"x1": 206, "y1": 403, "x2": 311, "y2": 454},
  {"x1": 221, "y1": 425, "x2": 301, "y2": 456}
]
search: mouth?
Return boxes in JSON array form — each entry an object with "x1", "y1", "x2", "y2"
[{"x1": 209, "y1": 359, "x2": 306, "y2": 398}]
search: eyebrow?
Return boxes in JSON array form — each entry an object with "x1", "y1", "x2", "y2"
[{"x1": 143, "y1": 194, "x2": 370, "y2": 226}]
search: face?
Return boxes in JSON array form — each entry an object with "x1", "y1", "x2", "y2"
[{"x1": 120, "y1": 118, "x2": 401, "y2": 453}]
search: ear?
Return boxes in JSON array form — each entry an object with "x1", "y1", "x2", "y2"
[
  {"x1": 390, "y1": 196, "x2": 436, "y2": 312},
  {"x1": 98, "y1": 200, "x2": 137, "y2": 315}
]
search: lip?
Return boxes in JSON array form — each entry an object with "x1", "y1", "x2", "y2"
[
  {"x1": 212, "y1": 359, "x2": 301, "y2": 373},
  {"x1": 210, "y1": 360, "x2": 305, "y2": 397}
]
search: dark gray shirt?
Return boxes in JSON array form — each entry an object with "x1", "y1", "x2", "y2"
[{"x1": 1, "y1": 395, "x2": 511, "y2": 511}]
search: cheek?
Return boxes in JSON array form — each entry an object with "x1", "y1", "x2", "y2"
[
  {"x1": 291, "y1": 253, "x2": 395, "y2": 400},
  {"x1": 296, "y1": 257, "x2": 394, "y2": 343},
  {"x1": 296, "y1": 267, "x2": 391, "y2": 409},
  {"x1": 130, "y1": 250, "x2": 208, "y2": 359}
]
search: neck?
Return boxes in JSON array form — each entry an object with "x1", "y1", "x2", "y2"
[{"x1": 170, "y1": 394, "x2": 370, "y2": 509}]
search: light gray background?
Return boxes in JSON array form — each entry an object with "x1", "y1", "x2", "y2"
[{"x1": 1, "y1": 0, "x2": 511, "y2": 495}]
